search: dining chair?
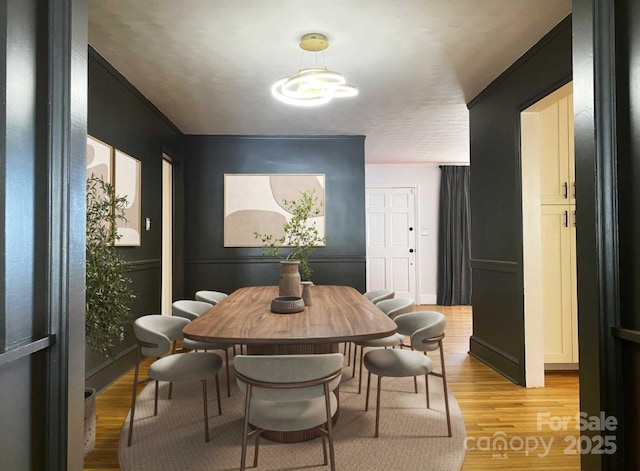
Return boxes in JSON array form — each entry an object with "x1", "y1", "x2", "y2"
[
  {"x1": 194, "y1": 291, "x2": 245, "y2": 355},
  {"x1": 363, "y1": 288, "x2": 395, "y2": 305},
  {"x1": 195, "y1": 290, "x2": 229, "y2": 305},
  {"x1": 234, "y1": 353, "x2": 344, "y2": 471},
  {"x1": 342, "y1": 289, "x2": 396, "y2": 365},
  {"x1": 172, "y1": 299, "x2": 234, "y2": 397},
  {"x1": 364, "y1": 311, "x2": 451, "y2": 437},
  {"x1": 127, "y1": 315, "x2": 222, "y2": 446},
  {"x1": 352, "y1": 297, "x2": 415, "y2": 393}
]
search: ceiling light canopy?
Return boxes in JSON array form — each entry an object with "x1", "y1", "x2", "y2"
[{"x1": 271, "y1": 33, "x2": 358, "y2": 107}]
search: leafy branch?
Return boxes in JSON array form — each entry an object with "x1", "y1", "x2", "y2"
[{"x1": 254, "y1": 188, "x2": 326, "y2": 280}]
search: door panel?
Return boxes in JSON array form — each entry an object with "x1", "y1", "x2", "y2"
[{"x1": 366, "y1": 187, "x2": 416, "y2": 300}]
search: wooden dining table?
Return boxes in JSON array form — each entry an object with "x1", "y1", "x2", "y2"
[
  {"x1": 182, "y1": 284, "x2": 397, "y2": 442},
  {"x1": 182, "y1": 284, "x2": 397, "y2": 354}
]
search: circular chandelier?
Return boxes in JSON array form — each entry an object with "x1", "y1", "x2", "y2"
[{"x1": 271, "y1": 33, "x2": 358, "y2": 107}]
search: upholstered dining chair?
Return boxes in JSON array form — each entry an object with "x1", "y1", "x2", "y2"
[
  {"x1": 352, "y1": 297, "x2": 416, "y2": 393},
  {"x1": 195, "y1": 290, "x2": 229, "y2": 305},
  {"x1": 364, "y1": 311, "x2": 451, "y2": 438},
  {"x1": 194, "y1": 291, "x2": 245, "y2": 355},
  {"x1": 363, "y1": 288, "x2": 395, "y2": 305},
  {"x1": 127, "y1": 315, "x2": 222, "y2": 446},
  {"x1": 341, "y1": 289, "x2": 396, "y2": 365},
  {"x1": 234, "y1": 353, "x2": 344, "y2": 471},
  {"x1": 172, "y1": 299, "x2": 234, "y2": 397}
]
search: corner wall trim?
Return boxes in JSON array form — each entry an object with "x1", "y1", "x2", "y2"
[{"x1": 469, "y1": 335, "x2": 520, "y2": 365}]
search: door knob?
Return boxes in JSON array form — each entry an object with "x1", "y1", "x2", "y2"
[{"x1": 409, "y1": 249, "x2": 414, "y2": 253}]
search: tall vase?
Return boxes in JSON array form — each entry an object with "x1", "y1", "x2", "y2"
[
  {"x1": 300, "y1": 281, "x2": 313, "y2": 306},
  {"x1": 279, "y1": 260, "x2": 301, "y2": 297}
]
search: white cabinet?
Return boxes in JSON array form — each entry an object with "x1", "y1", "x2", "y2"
[
  {"x1": 539, "y1": 85, "x2": 575, "y2": 205},
  {"x1": 538, "y1": 82, "x2": 578, "y2": 366},
  {"x1": 541, "y1": 205, "x2": 578, "y2": 364}
]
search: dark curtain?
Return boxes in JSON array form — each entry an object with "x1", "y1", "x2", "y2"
[{"x1": 437, "y1": 166, "x2": 472, "y2": 305}]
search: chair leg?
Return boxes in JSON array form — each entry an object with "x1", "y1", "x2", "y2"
[
  {"x1": 154, "y1": 380, "x2": 159, "y2": 416},
  {"x1": 414, "y1": 376, "x2": 418, "y2": 393},
  {"x1": 240, "y1": 386, "x2": 251, "y2": 471},
  {"x1": 321, "y1": 434, "x2": 328, "y2": 465},
  {"x1": 253, "y1": 432, "x2": 260, "y2": 468},
  {"x1": 202, "y1": 380, "x2": 210, "y2": 443},
  {"x1": 224, "y1": 348, "x2": 231, "y2": 397},
  {"x1": 425, "y1": 374, "x2": 431, "y2": 408},
  {"x1": 439, "y1": 342, "x2": 452, "y2": 437},
  {"x1": 169, "y1": 345, "x2": 176, "y2": 399},
  {"x1": 365, "y1": 370, "x2": 372, "y2": 411},
  {"x1": 127, "y1": 347, "x2": 142, "y2": 447},
  {"x1": 357, "y1": 345, "x2": 365, "y2": 394},
  {"x1": 215, "y1": 373, "x2": 222, "y2": 415},
  {"x1": 375, "y1": 376, "x2": 382, "y2": 438},
  {"x1": 351, "y1": 344, "x2": 358, "y2": 378},
  {"x1": 324, "y1": 383, "x2": 336, "y2": 471}
]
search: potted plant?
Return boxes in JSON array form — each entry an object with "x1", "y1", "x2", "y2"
[
  {"x1": 84, "y1": 174, "x2": 136, "y2": 456},
  {"x1": 254, "y1": 188, "x2": 326, "y2": 296}
]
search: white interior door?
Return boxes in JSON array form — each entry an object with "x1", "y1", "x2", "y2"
[{"x1": 366, "y1": 187, "x2": 417, "y2": 300}]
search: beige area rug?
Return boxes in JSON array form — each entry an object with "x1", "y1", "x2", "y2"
[{"x1": 119, "y1": 357, "x2": 466, "y2": 470}]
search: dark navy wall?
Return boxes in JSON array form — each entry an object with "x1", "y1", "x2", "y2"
[
  {"x1": 86, "y1": 47, "x2": 183, "y2": 392},
  {"x1": 180, "y1": 135, "x2": 366, "y2": 297},
  {"x1": 467, "y1": 17, "x2": 572, "y2": 384}
]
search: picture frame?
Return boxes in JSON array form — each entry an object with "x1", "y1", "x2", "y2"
[
  {"x1": 114, "y1": 149, "x2": 142, "y2": 246},
  {"x1": 224, "y1": 173, "x2": 326, "y2": 247}
]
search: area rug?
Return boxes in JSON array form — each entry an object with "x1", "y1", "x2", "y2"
[{"x1": 119, "y1": 358, "x2": 466, "y2": 470}]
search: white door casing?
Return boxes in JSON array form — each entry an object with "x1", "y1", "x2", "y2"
[{"x1": 366, "y1": 186, "x2": 417, "y2": 301}]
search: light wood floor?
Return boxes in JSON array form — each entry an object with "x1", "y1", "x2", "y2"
[{"x1": 84, "y1": 305, "x2": 580, "y2": 470}]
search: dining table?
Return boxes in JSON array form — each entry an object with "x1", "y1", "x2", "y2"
[{"x1": 182, "y1": 284, "x2": 398, "y2": 442}]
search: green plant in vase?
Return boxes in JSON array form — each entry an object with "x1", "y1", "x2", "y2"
[
  {"x1": 85, "y1": 174, "x2": 136, "y2": 357},
  {"x1": 254, "y1": 188, "x2": 326, "y2": 282}
]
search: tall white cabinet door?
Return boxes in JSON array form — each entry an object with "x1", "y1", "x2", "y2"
[
  {"x1": 365, "y1": 187, "x2": 416, "y2": 300},
  {"x1": 539, "y1": 85, "x2": 575, "y2": 205},
  {"x1": 541, "y1": 205, "x2": 576, "y2": 363}
]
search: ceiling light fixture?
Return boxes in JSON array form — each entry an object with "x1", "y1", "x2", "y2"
[{"x1": 271, "y1": 33, "x2": 358, "y2": 107}]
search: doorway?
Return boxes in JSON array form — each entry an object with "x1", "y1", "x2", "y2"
[
  {"x1": 365, "y1": 186, "x2": 417, "y2": 301},
  {"x1": 521, "y1": 81, "x2": 578, "y2": 387},
  {"x1": 161, "y1": 156, "x2": 173, "y2": 315}
]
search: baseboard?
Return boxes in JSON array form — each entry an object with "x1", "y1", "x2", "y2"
[
  {"x1": 418, "y1": 294, "x2": 438, "y2": 305},
  {"x1": 85, "y1": 346, "x2": 137, "y2": 393},
  {"x1": 469, "y1": 335, "x2": 524, "y2": 385},
  {"x1": 545, "y1": 362, "x2": 579, "y2": 371}
]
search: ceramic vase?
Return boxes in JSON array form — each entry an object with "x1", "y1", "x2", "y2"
[
  {"x1": 300, "y1": 281, "x2": 313, "y2": 306},
  {"x1": 84, "y1": 388, "x2": 96, "y2": 456},
  {"x1": 279, "y1": 260, "x2": 301, "y2": 297}
]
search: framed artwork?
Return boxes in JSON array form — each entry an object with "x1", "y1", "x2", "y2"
[
  {"x1": 86, "y1": 135, "x2": 112, "y2": 183},
  {"x1": 114, "y1": 149, "x2": 142, "y2": 246},
  {"x1": 224, "y1": 173, "x2": 326, "y2": 247}
]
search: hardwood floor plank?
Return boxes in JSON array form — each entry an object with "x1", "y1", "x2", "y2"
[{"x1": 83, "y1": 305, "x2": 580, "y2": 470}]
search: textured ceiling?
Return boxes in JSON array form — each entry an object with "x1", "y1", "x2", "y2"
[{"x1": 88, "y1": 0, "x2": 571, "y2": 164}]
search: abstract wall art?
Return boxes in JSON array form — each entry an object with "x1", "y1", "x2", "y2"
[
  {"x1": 86, "y1": 135, "x2": 112, "y2": 183},
  {"x1": 114, "y1": 149, "x2": 142, "y2": 246},
  {"x1": 224, "y1": 173, "x2": 325, "y2": 247}
]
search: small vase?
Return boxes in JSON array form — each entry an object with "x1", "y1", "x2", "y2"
[
  {"x1": 84, "y1": 388, "x2": 96, "y2": 457},
  {"x1": 300, "y1": 281, "x2": 313, "y2": 306},
  {"x1": 279, "y1": 260, "x2": 301, "y2": 297}
]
